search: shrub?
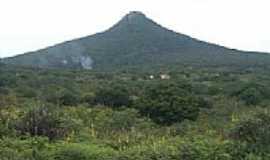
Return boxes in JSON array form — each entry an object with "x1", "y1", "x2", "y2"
[
  {"x1": 0, "y1": 73, "x2": 16, "y2": 87},
  {"x1": 59, "y1": 89, "x2": 80, "y2": 106},
  {"x1": 15, "y1": 105, "x2": 77, "y2": 140},
  {"x1": 0, "y1": 137, "x2": 52, "y2": 160},
  {"x1": 15, "y1": 86, "x2": 37, "y2": 98},
  {"x1": 231, "y1": 83, "x2": 270, "y2": 105},
  {"x1": 114, "y1": 142, "x2": 178, "y2": 160},
  {"x1": 77, "y1": 107, "x2": 155, "y2": 135},
  {"x1": 239, "y1": 87, "x2": 263, "y2": 105},
  {"x1": 94, "y1": 86, "x2": 131, "y2": 108},
  {"x1": 81, "y1": 93, "x2": 95, "y2": 106},
  {"x1": 0, "y1": 87, "x2": 9, "y2": 95},
  {"x1": 177, "y1": 137, "x2": 246, "y2": 160},
  {"x1": 229, "y1": 111, "x2": 270, "y2": 153},
  {"x1": 41, "y1": 85, "x2": 80, "y2": 106},
  {"x1": 53, "y1": 143, "x2": 116, "y2": 160},
  {"x1": 136, "y1": 82, "x2": 200, "y2": 125}
]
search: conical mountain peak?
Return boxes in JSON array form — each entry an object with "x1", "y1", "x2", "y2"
[
  {"x1": 118, "y1": 11, "x2": 151, "y2": 25},
  {"x1": 3, "y1": 11, "x2": 269, "y2": 70},
  {"x1": 109, "y1": 11, "x2": 160, "y2": 33},
  {"x1": 126, "y1": 11, "x2": 146, "y2": 19}
]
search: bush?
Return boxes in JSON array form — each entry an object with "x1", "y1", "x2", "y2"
[
  {"x1": 0, "y1": 73, "x2": 17, "y2": 88},
  {"x1": 115, "y1": 142, "x2": 178, "y2": 160},
  {"x1": 177, "y1": 137, "x2": 247, "y2": 160},
  {"x1": 94, "y1": 86, "x2": 131, "y2": 108},
  {"x1": 0, "y1": 87, "x2": 9, "y2": 95},
  {"x1": 105, "y1": 109, "x2": 147, "y2": 132},
  {"x1": 75, "y1": 107, "x2": 155, "y2": 135},
  {"x1": 15, "y1": 105, "x2": 77, "y2": 140},
  {"x1": 59, "y1": 89, "x2": 80, "y2": 106},
  {"x1": 81, "y1": 93, "x2": 95, "y2": 106},
  {"x1": 229, "y1": 111, "x2": 270, "y2": 153},
  {"x1": 0, "y1": 137, "x2": 52, "y2": 160},
  {"x1": 15, "y1": 86, "x2": 37, "y2": 98},
  {"x1": 41, "y1": 85, "x2": 80, "y2": 106},
  {"x1": 136, "y1": 82, "x2": 200, "y2": 125},
  {"x1": 54, "y1": 143, "x2": 116, "y2": 160},
  {"x1": 239, "y1": 87, "x2": 263, "y2": 105},
  {"x1": 231, "y1": 83, "x2": 270, "y2": 105}
]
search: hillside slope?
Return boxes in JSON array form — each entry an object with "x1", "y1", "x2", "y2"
[{"x1": 2, "y1": 11, "x2": 270, "y2": 70}]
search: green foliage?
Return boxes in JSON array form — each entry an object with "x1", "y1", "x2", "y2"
[
  {"x1": 0, "y1": 72, "x2": 16, "y2": 87},
  {"x1": 102, "y1": 108, "x2": 150, "y2": 132},
  {"x1": 94, "y1": 85, "x2": 131, "y2": 108},
  {"x1": 15, "y1": 86, "x2": 37, "y2": 98},
  {"x1": 1, "y1": 64, "x2": 270, "y2": 159},
  {"x1": 231, "y1": 83, "x2": 270, "y2": 105},
  {"x1": 14, "y1": 105, "x2": 78, "y2": 140},
  {"x1": 0, "y1": 105, "x2": 18, "y2": 138},
  {"x1": 230, "y1": 111, "x2": 270, "y2": 153},
  {"x1": 54, "y1": 143, "x2": 116, "y2": 160},
  {"x1": 81, "y1": 93, "x2": 95, "y2": 105},
  {"x1": 0, "y1": 137, "x2": 52, "y2": 160},
  {"x1": 0, "y1": 87, "x2": 9, "y2": 95},
  {"x1": 41, "y1": 85, "x2": 80, "y2": 106},
  {"x1": 115, "y1": 146, "x2": 178, "y2": 160},
  {"x1": 59, "y1": 89, "x2": 80, "y2": 106},
  {"x1": 136, "y1": 82, "x2": 200, "y2": 125},
  {"x1": 238, "y1": 87, "x2": 263, "y2": 105},
  {"x1": 177, "y1": 137, "x2": 249, "y2": 160}
]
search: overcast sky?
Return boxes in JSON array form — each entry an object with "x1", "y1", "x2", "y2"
[{"x1": 0, "y1": 0, "x2": 269, "y2": 58}]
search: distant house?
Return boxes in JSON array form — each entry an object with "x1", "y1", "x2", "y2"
[{"x1": 160, "y1": 74, "x2": 170, "y2": 80}]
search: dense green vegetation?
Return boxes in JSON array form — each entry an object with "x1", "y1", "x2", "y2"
[
  {"x1": 1, "y1": 64, "x2": 270, "y2": 159},
  {"x1": 1, "y1": 11, "x2": 270, "y2": 160}
]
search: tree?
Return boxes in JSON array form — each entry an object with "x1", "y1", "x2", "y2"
[
  {"x1": 59, "y1": 89, "x2": 80, "y2": 106},
  {"x1": 136, "y1": 82, "x2": 200, "y2": 125},
  {"x1": 41, "y1": 85, "x2": 80, "y2": 106},
  {"x1": 230, "y1": 111, "x2": 270, "y2": 153},
  {"x1": 15, "y1": 105, "x2": 76, "y2": 140},
  {"x1": 15, "y1": 86, "x2": 37, "y2": 98},
  {"x1": 239, "y1": 87, "x2": 263, "y2": 105},
  {"x1": 231, "y1": 83, "x2": 270, "y2": 105},
  {"x1": 94, "y1": 86, "x2": 131, "y2": 108}
]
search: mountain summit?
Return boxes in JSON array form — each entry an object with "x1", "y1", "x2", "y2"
[
  {"x1": 125, "y1": 11, "x2": 147, "y2": 20},
  {"x1": 115, "y1": 11, "x2": 149, "y2": 26},
  {"x1": 3, "y1": 11, "x2": 270, "y2": 70}
]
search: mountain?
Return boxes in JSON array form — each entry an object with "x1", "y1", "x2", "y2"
[{"x1": 2, "y1": 11, "x2": 270, "y2": 70}]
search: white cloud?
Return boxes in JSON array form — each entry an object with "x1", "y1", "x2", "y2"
[{"x1": 0, "y1": 0, "x2": 269, "y2": 58}]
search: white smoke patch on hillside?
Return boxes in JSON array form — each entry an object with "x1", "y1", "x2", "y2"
[{"x1": 80, "y1": 56, "x2": 93, "y2": 69}]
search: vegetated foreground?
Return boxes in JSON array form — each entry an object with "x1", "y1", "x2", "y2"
[{"x1": 1, "y1": 63, "x2": 270, "y2": 159}]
